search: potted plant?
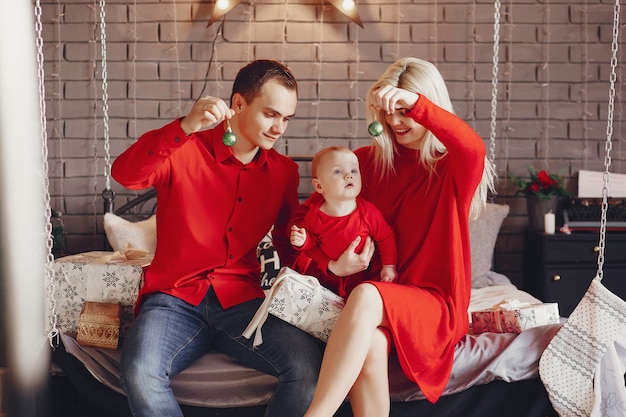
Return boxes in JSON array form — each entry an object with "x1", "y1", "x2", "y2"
[{"x1": 512, "y1": 167, "x2": 570, "y2": 231}]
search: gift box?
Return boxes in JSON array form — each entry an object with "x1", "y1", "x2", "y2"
[
  {"x1": 47, "y1": 251, "x2": 153, "y2": 338},
  {"x1": 268, "y1": 273, "x2": 345, "y2": 342},
  {"x1": 471, "y1": 299, "x2": 560, "y2": 335},
  {"x1": 244, "y1": 267, "x2": 345, "y2": 344},
  {"x1": 76, "y1": 301, "x2": 122, "y2": 350}
]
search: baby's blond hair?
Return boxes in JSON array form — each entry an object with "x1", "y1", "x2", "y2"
[{"x1": 311, "y1": 146, "x2": 355, "y2": 178}]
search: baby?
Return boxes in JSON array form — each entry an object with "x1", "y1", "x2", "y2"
[{"x1": 290, "y1": 146, "x2": 397, "y2": 297}]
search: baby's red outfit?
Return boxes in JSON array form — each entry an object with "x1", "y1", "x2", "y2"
[{"x1": 294, "y1": 196, "x2": 397, "y2": 297}]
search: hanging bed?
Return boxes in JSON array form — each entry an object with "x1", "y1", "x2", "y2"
[{"x1": 47, "y1": 159, "x2": 562, "y2": 417}]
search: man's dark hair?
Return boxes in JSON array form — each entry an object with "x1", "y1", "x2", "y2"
[{"x1": 230, "y1": 60, "x2": 298, "y2": 105}]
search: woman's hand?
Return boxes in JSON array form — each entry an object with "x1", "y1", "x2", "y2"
[
  {"x1": 328, "y1": 236, "x2": 375, "y2": 277},
  {"x1": 180, "y1": 96, "x2": 235, "y2": 135},
  {"x1": 369, "y1": 85, "x2": 419, "y2": 114}
]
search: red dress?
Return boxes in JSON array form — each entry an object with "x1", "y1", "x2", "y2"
[
  {"x1": 293, "y1": 196, "x2": 397, "y2": 297},
  {"x1": 300, "y1": 95, "x2": 485, "y2": 403}
]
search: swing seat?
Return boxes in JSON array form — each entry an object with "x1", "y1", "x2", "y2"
[{"x1": 48, "y1": 193, "x2": 563, "y2": 417}]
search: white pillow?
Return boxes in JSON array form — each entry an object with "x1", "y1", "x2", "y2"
[{"x1": 104, "y1": 213, "x2": 157, "y2": 253}]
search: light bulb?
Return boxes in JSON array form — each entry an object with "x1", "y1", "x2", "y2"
[
  {"x1": 341, "y1": 0, "x2": 355, "y2": 11},
  {"x1": 217, "y1": 0, "x2": 230, "y2": 10}
]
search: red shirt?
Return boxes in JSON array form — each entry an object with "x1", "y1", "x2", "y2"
[
  {"x1": 111, "y1": 119, "x2": 300, "y2": 311},
  {"x1": 293, "y1": 196, "x2": 397, "y2": 297}
]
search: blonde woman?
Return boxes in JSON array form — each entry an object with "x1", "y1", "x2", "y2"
[{"x1": 300, "y1": 57, "x2": 496, "y2": 417}]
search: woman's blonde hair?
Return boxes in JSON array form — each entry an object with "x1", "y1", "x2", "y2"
[{"x1": 365, "y1": 57, "x2": 495, "y2": 218}]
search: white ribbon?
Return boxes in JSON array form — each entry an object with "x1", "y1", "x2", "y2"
[{"x1": 494, "y1": 298, "x2": 531, "y2": 310}]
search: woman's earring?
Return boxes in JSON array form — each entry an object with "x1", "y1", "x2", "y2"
[
  {"x1": 368, "y1": 117, "x2": 384, "y2": 137},
  {"x1": 222, "y1": 118, "x2": 237, "y2": 146}
]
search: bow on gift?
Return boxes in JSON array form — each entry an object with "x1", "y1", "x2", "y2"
[
  {"x1": 92, "y1": 244, "x2": 152, "y2": 264},
  {"x1": 495, "y1": 298, "x2": 531, "y2": 310},
  {"x1": 485, "y1": 299, "x2": 533, "y2": 333}
]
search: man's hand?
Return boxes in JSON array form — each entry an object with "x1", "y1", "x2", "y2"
[{"x1": 180, "y1": 96, "x2": 235, "y2": 135}]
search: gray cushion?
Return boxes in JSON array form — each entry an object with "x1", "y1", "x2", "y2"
[{"x1": 469, "y1": 203, "x2": 510, "y2": 289}]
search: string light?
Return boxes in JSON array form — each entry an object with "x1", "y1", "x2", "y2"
[
  {"x1": 327, "y1": 0, "x2": 363, "y2": 27},
  {"x1": 208, "y1": 0, "x2": 363, "y2": 27},
  {"x1": 208, "y1": 0, "x2": 243, "y2": 26},
  {"x1": 542, "y1": 0, "x2": 552, "y2": 169}
]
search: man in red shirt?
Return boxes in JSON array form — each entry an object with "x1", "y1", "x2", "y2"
[{"x1": 112, "y1": 60, "x2": 323, "y2": 417}]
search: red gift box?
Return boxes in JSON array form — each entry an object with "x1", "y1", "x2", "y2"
[{"x1": 471, "y1": 299, "x2": 559, "y2": 334}]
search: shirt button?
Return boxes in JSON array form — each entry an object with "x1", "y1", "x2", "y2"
[
  {"x1": 228, "y1": 227, "x2": 233, "y2": 232},
  {"x1": 237, "y1": 197, "x2": 242, "y2": 202},
  {"x1": 229, "y1": 254, "x2": 233, "y2": 259},
  {"x1": 148, "y1": 150, "x2": 153, "y2": 156},
  {"x1": 174, "y1": 136, "x2": 181, "y2": 142}
]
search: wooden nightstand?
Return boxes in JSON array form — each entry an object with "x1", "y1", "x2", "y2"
[{"x1": 524, "y1": 231, "x2": 626, "y2": 317}]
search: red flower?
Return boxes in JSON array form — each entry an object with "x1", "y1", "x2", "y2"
[
  {"x1": 511, "y1": 166, "x2": 569, "y2": 201},
  {"x1": 537, "y1": 170, "x2": 557, "y2": 189}
]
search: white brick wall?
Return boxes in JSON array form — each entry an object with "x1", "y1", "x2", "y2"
[{"x1": 39, "y1": 0, "x2": 625, "y2": 287}]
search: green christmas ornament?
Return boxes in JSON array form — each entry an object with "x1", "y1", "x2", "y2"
[
  {"x1": 368, "y1": 120, "x2": 384, "y2": 137},
  {"x1": 222, "y1": 119, "x2": 236, "y2": 146},
  {"x1": 222, "y1": 131, "x2": 236, "y2": 146}
]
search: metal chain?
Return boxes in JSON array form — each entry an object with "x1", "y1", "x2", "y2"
[
  {"x1": 489, "y1": 0, "x2": 501, "y2": 171},
  {"x1": 99, "y1": 0, "x2": 112, "y2": 191},
  {"x1": 596, "y1": 0, "x2": 621, "y2": 281},
  {"x1": 34, "y1": 0, "x2": 59, "y2": 348}
]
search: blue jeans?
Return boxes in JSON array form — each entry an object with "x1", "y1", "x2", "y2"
[{"x1": 120, "y1": 287, "x2": 323, "y2": 417}]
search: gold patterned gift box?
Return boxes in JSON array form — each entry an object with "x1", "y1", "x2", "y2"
[
  {"x1": 471, "y1": 299, "x2": 560, "y2": 335},
  {"x1": 77, "y1": 301, "x2": 122, "y2": 350}
]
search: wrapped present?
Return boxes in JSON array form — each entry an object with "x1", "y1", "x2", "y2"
[
  {"x1": 471, "y1": 299, "x2": 560, "y2": 335},
  {"x1": 243, "y1": 267, "x2": 345, "y2": 345},
  {"x1": 77, "y1": 301, "x2": 122, "y2": 350},
  {"x1": 47, "y1": 250, "x2": 153, "y2": 338}
]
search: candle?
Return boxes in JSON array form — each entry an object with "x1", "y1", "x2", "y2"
[{"x1": 544, "y1": 211, "x2": 556, "y2": 234}]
